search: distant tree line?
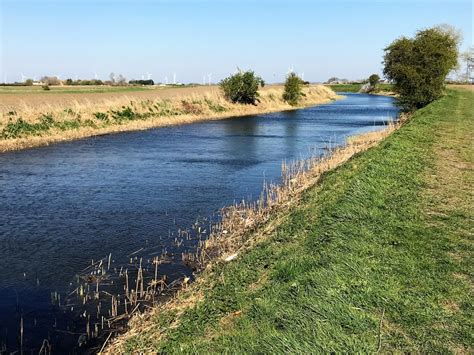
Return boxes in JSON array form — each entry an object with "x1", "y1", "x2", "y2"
[
  {"x1": 129, "y1": 79, "x2": 155, "y2": 86},
  {"x1": 65, "y1": 79, "x2": 105, "y2": 86}
]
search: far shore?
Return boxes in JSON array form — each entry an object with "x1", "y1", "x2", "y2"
[{"x1": 0, "y1": 85, "x2": 340, "y2": 153}]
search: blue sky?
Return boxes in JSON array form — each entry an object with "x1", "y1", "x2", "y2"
[{"x1": 1, "y1": 0, "x2": 472, "y2": 83}]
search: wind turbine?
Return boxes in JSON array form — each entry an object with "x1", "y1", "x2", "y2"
[
  {"x1": 207, "y1": 73, "x2": 212, "y2": 86},
  {"x1": 287, "y1": 65, "x2": 294, "y2": 75},
  {"x1": 203, "y1": 75, "x2": 206, "y2": 85},
  {"x1": 147, "y1": 72, "x2": 152, "y2": 80},
  {"x1": 301, "y1": 72, "x2": 305, "y2": 80},
  {"x1": 173, "y1": 73, "x2": 176, "y2": 85},
  {"x1": 20, "y1": 73, "x2": 27, "y2": 82},
  {"x1": 94, "y1": 72, "x2": 98, "y2": 80},
  {"x1": 141, "y1": 74, "x2": 145, "y2": 80},
  {"x1": 165, "y1": 76, "x2": 168, "y2": 85}
]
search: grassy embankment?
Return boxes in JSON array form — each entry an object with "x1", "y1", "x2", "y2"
[
  {"x1": 327, "y1": 83, "x2": 394, "y2": 93},
  {"x1": 109, "y1": 88, "x2": 473, "y2": 353},
  {"x1": 0, "y1": 85, "x2": 337, "y2": 152}
]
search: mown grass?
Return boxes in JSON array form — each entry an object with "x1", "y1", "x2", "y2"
[
  {"x1": 328, "y1": 83, "x2": 394, "y2": 93},
  {"x1": 120, "y1": 88, "x2": 473, "y2": 353}
]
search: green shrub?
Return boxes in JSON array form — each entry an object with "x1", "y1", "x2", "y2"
[
  {"x1": 110, "y1": 106, "x2": 137, "y2": 121},
  {"x1": 93, "y1": 112, "x2": 109, "y2": 121},
  {"x1": 1, "y1": 115, "x2": 55, "y2": 139},
  {"x1": 383, "y1": 25, "x2": 459, "y2": 111},
  {"x1": 282, "y1": 72, "x2": 305, "y2": 106},
  {"x1": 55, "y1": 119, "x2": 81, "y2": 131},
  {"x1": 219, "y1": 70, "x2": 265, "y2": 105}
]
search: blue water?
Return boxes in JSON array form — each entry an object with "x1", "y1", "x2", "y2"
[{"x1": 0, "y1": 93, "x2": 398, "y2": 352}]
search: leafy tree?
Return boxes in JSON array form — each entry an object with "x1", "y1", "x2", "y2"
[
  {"x1": 282, "y1": 72, "x2": 305, "y2": 106},
  {"x1": 219, "y1": 70, "x2": 265, "y2": 105},
  {"x1": 368, "y1": 74, "x2": 380, "y2": 88},
  {"x1": 383, "y1": 25, "x2": 459, "y2": 111},
  {"x1": 24, "y1": 79, "x2": 33, "y2": 86}
]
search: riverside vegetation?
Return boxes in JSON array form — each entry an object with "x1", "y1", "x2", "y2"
[
  {"x1": 0, "y1": 84, "x2": 337, "y2": 152},
  {"x1": 107, "y1": 86, "x2": 472, "y2": 354}
]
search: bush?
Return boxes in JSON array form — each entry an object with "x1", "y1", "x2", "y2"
[
  {"x1": 383, "y1": 25, "x2": 459, "y2": 111},
  {"x1": 219, "y1": 70, "x2": 265, "y2": 105},
  {"x1": 42, "y1": 85, "x2": 50, "y2": 91},
  {"x1": 282, "y1": 72, "x2": 305, "y2": 106}
]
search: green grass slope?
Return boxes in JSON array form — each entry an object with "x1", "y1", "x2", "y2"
[{"x1": 124, "y1": 88, "x2": 473, "y2": 353}]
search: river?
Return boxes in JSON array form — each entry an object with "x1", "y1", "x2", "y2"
[{"x1": 0, "y1": 93, "x2": 398, "y2": 352}]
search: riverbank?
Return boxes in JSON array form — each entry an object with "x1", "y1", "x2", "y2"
[
  {"x1": 106, "y1": 88, "x2": 472, "y2": 353},
  {"x1": 0, "y1": 85, "x2": 338, "y2": 152},
  {"x1": 327, "y1": 83, "x2": 395, "y2": 95}
]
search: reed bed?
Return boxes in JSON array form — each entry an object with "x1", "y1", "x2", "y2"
[
  {"x1": 0, "y1": 85, "x2": 338, "y2": 152},
  {"x1": 103, "y1": 115, "x2": 407, "y2": 354}
]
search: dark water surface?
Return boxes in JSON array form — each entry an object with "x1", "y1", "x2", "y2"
[{"x1": 0, "y1": 93, "x2": 398, "y2": 352}]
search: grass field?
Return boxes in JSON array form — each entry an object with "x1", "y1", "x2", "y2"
[
  {"x1": 327, "y1": 83, "x2": 394, "y2": 93},
  {"x1": 0, "y1": 85, "x2": 157, "y2": 94},
  {"x1": 111, "y1": 88, "x2": 473, "y2": 353}
]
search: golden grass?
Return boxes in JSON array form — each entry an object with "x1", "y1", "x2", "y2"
[
  {"x1": 0, "y1": 85, "x2": 338, "y2": 152},
  {"x1": 104, "y1": 115, "x2": 405, "y2": 354}
]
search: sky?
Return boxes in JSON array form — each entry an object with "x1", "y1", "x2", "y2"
[{"x1": 0, "y1": 0, "x2": 472, "y2": 84}]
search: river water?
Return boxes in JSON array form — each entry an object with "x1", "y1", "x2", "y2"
[{"x1": 0, "y1": 93, "x2": 398, "y2": 352}]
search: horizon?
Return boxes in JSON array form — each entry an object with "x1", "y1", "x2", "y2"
[{"x1": 1, "y1": 0, "x2": 472, "y2": 84}]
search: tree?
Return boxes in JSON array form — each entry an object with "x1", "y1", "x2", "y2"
[
  {"x1": 368, "y1": 74, "x2": 380, "y2": 88},
  {"x1": 219, "y1": 70, "x2": 265, "y2": 105},
  {"x1": 116, "y1": 74, "x2": 126, "y2": 85},
  {"x1": 456, "y1": 46, "x2": 474, "y2": 82},
  {"x1": 383, "y1": 25, "x2": 459, "y2": 111},
  {"x1": 24, "y1": 79, "x2": 33, "y2": 86},
  {"x1": 40, "y1": 76, "x2": 60, "y2": 85},
  {"x1": 282, "y1": 72, "x2": 305, "y2": 106}
]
